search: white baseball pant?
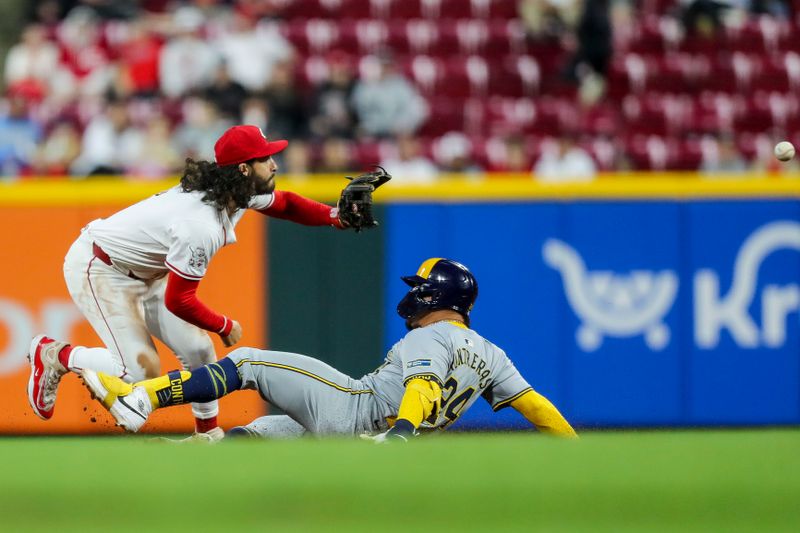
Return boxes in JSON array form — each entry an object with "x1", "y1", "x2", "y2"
[{"x1": 63, "y1": 231, "x2": 219, "y2": 420}]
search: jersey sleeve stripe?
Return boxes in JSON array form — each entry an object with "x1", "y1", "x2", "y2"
[
  {"x1": 165, "y1": 260, "x2": 204, "y2": 281},
  {"x1": 492, "y1": 387, "x2": 533, "y2": 412}
]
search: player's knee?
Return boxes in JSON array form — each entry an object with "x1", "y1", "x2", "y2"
[
  {"x1": 225, "y1": 346, "x2": 252, "y2": 363},
  {"x1": 179, "y1": 337, "x2": 216, "y2": 370}
]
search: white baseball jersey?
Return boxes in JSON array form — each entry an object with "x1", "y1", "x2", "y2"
[{"x1": 85, "y1": 185, "x2": 274, "y2": 280}]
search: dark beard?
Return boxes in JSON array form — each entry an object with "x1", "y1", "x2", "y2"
[{"x1": 253, "y1": 175, "x2": 275, "y2": 195}]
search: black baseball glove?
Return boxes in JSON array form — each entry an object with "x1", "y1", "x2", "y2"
[{"x1": 337, "y1": 166, "x2": 392, "y2": 232}]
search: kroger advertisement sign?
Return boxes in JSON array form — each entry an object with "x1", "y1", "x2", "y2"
[{"x1": 384, "y1": 200, "x2": 800, "y2": 428}]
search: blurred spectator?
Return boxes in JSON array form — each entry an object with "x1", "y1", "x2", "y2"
[
  {"x1": 55, "y1": 7, "x2": 112, "y2": 97},
  {"x1": 172, "y1": 96, "x2": 232, "y2": 161},
  {"x1": 123, "y1": 115, "x2": 181, "y2": 178},
  {"x1": 75, "y1": 0, "x2": 139, "y2": 20},
  {"x1": 31, "y1": 121, "x2": 81, "y2": 175},
  {"x1": 70, "y1": 99, "x2": 132, "y2": 175},
  {"x1": 434, "y1": 132, "x2": 482, "y2": 175},
  {"x1": 283, "y1": 140, "x2": 312, "y2": 175},
  {"x1": 116, "y1": 20, "x2": 162, "y2": 97},
  {"x1": 351, "y1": 52, "x2": 428, "y2": 138},
  {"x1": 214, "y1": 13, "x2": 294, "y2": 93},
  {"x1": 701, "y1": 135, "x2": 749, "y2": 175},
  {"x1": 533, "y1": 136, "x2": 597, "y2": 182},
  {"x1": 563, "y1": 0, "x2": 612, "y2": 105},
  {"x1": 0, "y1": 95, "x2": 43, "y2": 177},
  {"x1": 159, "y1": 7, "x2": 219, "y2": 99},
  {"x1": 235, "y1": 0, "x2": 288, "y2": 19},
  {"x1": 488, "y1": 135, "x2": 533, "y2": 173},
  {"x1": 204, "y1": 62, "x2": 248, "y2": 121},
  {"x1": 680, "y1": 0, "x2": 747, "y2": 37},
  {"x1": 380, "y1": 134, "x2": 438, "y2": 183},
  {"x1": 314, "y1": 137, "x2": 355, "y2": 173},
  {"x1": 681, "y1": 1, "x2": 716, "y2": 37},
  {"x1": 518, "y1": 0, "x2": 581, "y2": 40},
  {"x1": 261, "y1": 60, "x2": 308, "y2": 140},
  {"x1": 309, "y1": 52, "x2": 357, "y2": 139},
  {"x1": 750, "y1": 0, "x2": 791, "y2": 17},
  {"x1": 241, "y1": 97, "x2": 268, "y2": 130},
  {"x1": 26, "y1": 0, "x2": 71, "y2": 28},
  {"x1": 4, "y1": 25, "x2": 60, "y2": 98}
]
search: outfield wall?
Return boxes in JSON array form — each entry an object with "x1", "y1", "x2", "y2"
[
  {"x1": 0, "y1": 183, "x2": 269, "y2": 434},
  {"x1": 269, "y1": 174, "x2": 800, "y2": 429},
  {"x1": 1, "y1": 174, "x2": 798, "y2": 432}
]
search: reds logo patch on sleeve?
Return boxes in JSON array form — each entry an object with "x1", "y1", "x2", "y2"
[{"x1": 188, "y1": 247, "x2": 208, "y2": 270}]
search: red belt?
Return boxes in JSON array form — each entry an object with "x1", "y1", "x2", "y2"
[
  {"x1": 92, "y1": 242, "x2": 113, "y2": 266},
  {"x1": 92, "y1": 242, "x2": 144, "y2": 281}
]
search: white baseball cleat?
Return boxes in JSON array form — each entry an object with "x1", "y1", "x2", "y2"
[
  {"x1": 185, "y1": 427, "x2": 225, "y2": 443},
  {"x1": 27, "y1": 335, "x2": 70, "y2": 420},
  {"x1": 81, "y1": 369, "x2": 152, "y2": 432}
]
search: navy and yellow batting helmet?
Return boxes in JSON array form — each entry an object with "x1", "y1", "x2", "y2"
[{"x1": 397, "y1": 258, "x2": 478, "y2": 323}]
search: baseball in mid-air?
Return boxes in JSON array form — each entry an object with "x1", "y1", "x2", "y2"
[{"x1": 774, "y1": 141, "x2": 795, "y2": 162}]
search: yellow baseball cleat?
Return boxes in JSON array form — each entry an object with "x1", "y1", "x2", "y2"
[{"x1": 81, "y1": 369, "x2": 151, "y2": 432}]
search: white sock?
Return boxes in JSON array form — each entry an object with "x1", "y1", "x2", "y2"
[
  {"x1": 192, "y1": 400, "x2": 219, "y2": 421},
  {"x1": 68, "y1": 346, "x2": 127, "y2": 379}
]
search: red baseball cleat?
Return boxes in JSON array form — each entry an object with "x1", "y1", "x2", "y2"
[{"x1": 27, "y1": 335, "x2": 70, "y2": 420}]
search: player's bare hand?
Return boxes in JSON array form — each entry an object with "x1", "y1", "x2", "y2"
[
  {"x1": 359, "y1": 431, "x2": 390, "y2": 444},
  {"x1": 222, "y1": 320, "x2": 242, "y2": 347},
  {"x1": 359, "y1": 428, "x2": 413, "y2": 443}
]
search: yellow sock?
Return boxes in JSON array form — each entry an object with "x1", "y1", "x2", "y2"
[{"x1": 135, "y1": 370, "x2": 192, "y2": 409}]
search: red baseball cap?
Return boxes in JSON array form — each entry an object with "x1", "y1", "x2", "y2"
[{"x1": 214, "y1": 125, "x2": 289, "y2": 166}]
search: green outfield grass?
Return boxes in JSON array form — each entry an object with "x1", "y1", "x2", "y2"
[{"x1": 1, "y1": 430, "x2": 798, "y2": 532}]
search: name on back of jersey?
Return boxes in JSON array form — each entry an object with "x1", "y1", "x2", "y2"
[{"x1": 449, "y1": 346, "x2": 492, "y2": 389}]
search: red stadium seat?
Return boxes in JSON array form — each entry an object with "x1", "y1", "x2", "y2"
[
  {"x1": 485, "y1": 55, "x2": 540, "y2": 98},
  {"x1": 454, "y1": 19, "x2": 490, "y2": 55},
  {"x1": 419, "y1": 97, "x2": 465, "y2": 136},
  {"x1": 405, "y1": 55, "x2": 447, "y2": 95},
  {"x1": 339, "y1": 19, "x2": 389, "y2": 55},
  {"x1": 387, "y1": 0, "x2": 424, "y2": 19},
  {"x1": 625, "y1": 135, "x2": 680, "y2": 170},
  {"x1": 430, "y1": 19, "x2": 461, "y2": 56},
  {"x1": 578, "y1": 104, "x2": 621, "y2": 137},
  {"x1": 343, "y1": 0, "x2": 375, "y2": 18},
  {"x1": 386, "y1": 20, "x2": 439, "y2": 55},
  {"x1": 481, "y1": 97, "x2": 538, "y2": 135},
  {"x1": 750, "y1": 57, "x2": 792, "y2": 93},
  {"x1": 285, "y1": 19, "x2": 341, "y2": 55},
  {"x1": 275, "y1": 0, "x2": 328, "y2": 20},
  {"x1": 625, "y1": 16, "x2": 679, "y2": 54},
  {"x1": 581, "y1": 137, "x2": 620, "y2": 171}
]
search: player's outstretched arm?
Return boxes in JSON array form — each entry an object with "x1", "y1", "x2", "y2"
[
  {"x1": 511, "y1": 390, "x2": 578, "y2": 438},
  {"x1": 362, "y1": 378, "x2": 441, "y2": 443},
  {"x1": 258, "y1": 190, "x2": 345, "y2": 228}
]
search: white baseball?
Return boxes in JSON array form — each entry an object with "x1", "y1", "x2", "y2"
[{"x1": 774, "y1": 141, "x2": 795, "y2": 162}]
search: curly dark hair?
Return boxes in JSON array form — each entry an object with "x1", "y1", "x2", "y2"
[{"x1": 179, "y1": 158, "x2": 256, "y2": 212}]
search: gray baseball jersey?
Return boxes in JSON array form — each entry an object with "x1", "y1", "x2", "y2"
[
  {"x1": 228, "y1": 321, "x2": 531, "y2": 437},
  {"x1": 362, "y1": 320, "x2": 532, "y2": 430}
]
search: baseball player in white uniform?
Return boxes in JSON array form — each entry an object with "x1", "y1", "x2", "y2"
[
  {"x1": 26, "y1": 125, "x2": 387, "y2": 440},
  {"x1": 73, "y1": 258, "x2": 577, "y2": 441}
]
